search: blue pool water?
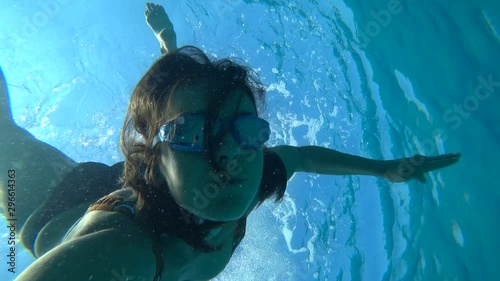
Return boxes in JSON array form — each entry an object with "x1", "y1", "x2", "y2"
[{"x1": 1, "y1": 0, "x2": 499, "y2": 280}]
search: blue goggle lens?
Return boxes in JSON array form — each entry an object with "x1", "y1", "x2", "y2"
[{"x1": 156, "y1": 114, "x2": 270, "y2": 152}]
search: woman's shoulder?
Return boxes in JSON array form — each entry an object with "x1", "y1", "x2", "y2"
[
  {"x1": 17, "y1": 188, "x2": 156, "y2": 281},
  {"x1": 65, "y1": 187, "x2": 140, "y2": 240},
  {"x1": 253, "y1": 146, "x2": 290, "y2": 205},
  {"x1": 264, "y1": 145, "x2": 298, "y2": 181},
  {"x1": 65, "y1": 208, "x2": 145, "y2": 240},
  {"x1": 17, "y1": 210, "x2": 157, "y2": 281}
]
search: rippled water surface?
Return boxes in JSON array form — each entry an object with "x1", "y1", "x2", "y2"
[{"x1": 1, "y1": 0, "x2": 498, "y2": 280}]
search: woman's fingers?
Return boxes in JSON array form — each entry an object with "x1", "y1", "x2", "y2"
[
  {"x1": 407, "y1": 153, "x2": 460, "y2": 171},
  {"x1": 428, "y1": 153, "x2": 460, "y2": 162},
  {"x1": 146, "y1": 3, "x2": 164, "y2": 14},
  {"x1": 387, "y1": 153, "x2": 461, "y2": 183},
  {"x1": 156, "y1": 4, "x2": 166, "y2": 14},
  {"x1": 424, "y1": 153, "x2": 461, "y2": 170}
]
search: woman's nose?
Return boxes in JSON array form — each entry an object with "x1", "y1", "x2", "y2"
[
  {"x1": 216, "y1": 133, "x2": 241, "y2": 164},
  {"x1": 218, "y1": 150, "x2": 240, "y2": 163}
]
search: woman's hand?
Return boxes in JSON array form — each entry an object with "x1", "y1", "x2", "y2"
[
  {"x1": 145, "y1": 3, "x2": 173, "y2": 34},
  {"x1": 145, "y1": 2, "x2": 177, "y2": 54},
  {"x1": 384, "y1": 153, "x2": 461, "y2": 183}
]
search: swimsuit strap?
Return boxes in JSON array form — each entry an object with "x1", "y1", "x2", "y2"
[{"x1": 86, "y1": 194, "x2": 135, "y2": 218}]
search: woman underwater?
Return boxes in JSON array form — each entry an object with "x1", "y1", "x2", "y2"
[{"x1": 0, "y1": 3, "x2": 460, "y2": 281}]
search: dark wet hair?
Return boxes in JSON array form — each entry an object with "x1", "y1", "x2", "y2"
[{"x1": 120, "y1": 46, "x2": 266, "y2": 208}]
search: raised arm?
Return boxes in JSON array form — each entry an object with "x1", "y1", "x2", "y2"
[
  {"x1": 145, "y1": 2, "x2": 177, "y2": 55},
  {"x1": 270, "y1": 145, "x2": 461, "y2": 183}
]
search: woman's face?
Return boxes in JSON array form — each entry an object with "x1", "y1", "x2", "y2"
[{"x1": 157, "y1": 82, "x2": 264, "y2": 221}]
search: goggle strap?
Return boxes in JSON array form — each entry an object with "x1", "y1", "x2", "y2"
[{"x1": 151, "y1": 135, "x2": 161, "y2": 148}]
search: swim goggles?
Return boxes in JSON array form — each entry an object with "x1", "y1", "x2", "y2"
[{"x1": 152, "y1": 114, "x2": 271, "y2": 153}]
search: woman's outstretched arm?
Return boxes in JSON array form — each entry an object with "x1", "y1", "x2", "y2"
[
  {"x1": 145, "y1": 2, "x2": 177, "y2": 55},
  {"x1": 270, "y1": 145, "x2": 461, "y2": 183}
]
